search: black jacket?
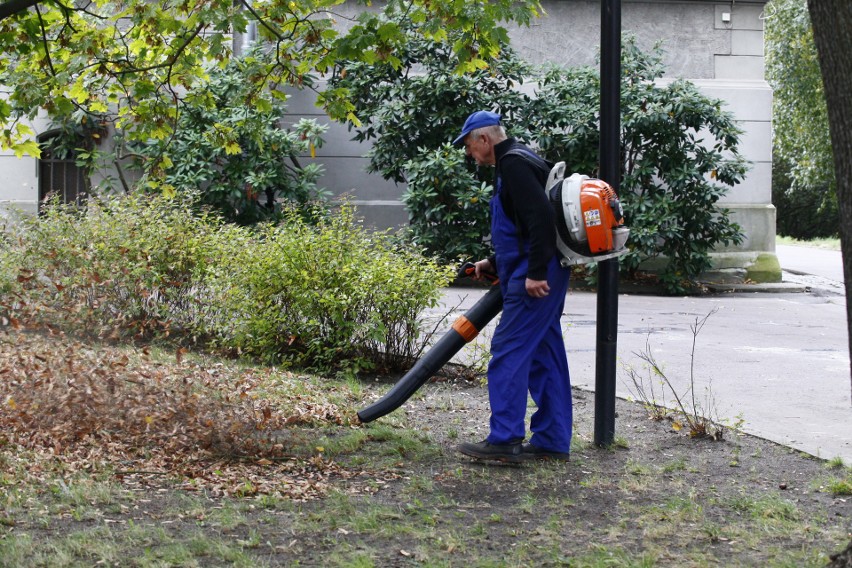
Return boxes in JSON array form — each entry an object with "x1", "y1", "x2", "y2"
[{"x1": 492, "y1": 138, "x2": 557, "y2": 281}]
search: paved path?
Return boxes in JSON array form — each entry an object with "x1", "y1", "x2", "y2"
[
  {"x1": 776, "y1": 244, "x2": 844, "y2": 283},
  {"x1": 438, "y1": 246, "x2": 852, "y2": 463}
]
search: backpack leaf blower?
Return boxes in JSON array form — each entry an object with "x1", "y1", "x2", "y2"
[
  {"x1": 545, "y1": 163, "x2": 630, "y2": 266},
  {"x1": 356, "y1": 169, "x2": 629, "y2": 423}
]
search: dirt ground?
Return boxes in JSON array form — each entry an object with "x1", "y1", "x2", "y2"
[
  {"x1": 2, "y1": 331, "x2": 852, "y2": 567},
  {"x1": 316, "y1": 381, "x2": 852, "y2": 567}
]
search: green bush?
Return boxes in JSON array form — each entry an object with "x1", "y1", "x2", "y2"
[
  {"x1": 527, "y1": 39, "x2": 747, "y2": 292},
  {"x1": 0, "y1": 229, "x2": 16, "y2": 298},
  {"x1": 134, "y1": 55, "x2": 330, "y2": 225},
  {"x1": 338, "y1": 31, "x2": 748, "y2": 294},
  {"x1": 4, "y1": 192, "x2": 226, "y2": 337},
  {"x1": 201, "y1": 204, "x2": 454, "y2": 373},
  {"x1": 401, "y1": 144, "x2": 493, "y2": 264},
  {"x1": 330, "y1": 19, "x2": 533, "y2": 265},
  {"x1": 772, "y1": 154, "x2": 839, "y2": 239},
  {"x1": 2, "y1": 196, "x2": 452, "y2": 373}
]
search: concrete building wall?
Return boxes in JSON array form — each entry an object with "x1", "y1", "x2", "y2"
[
  {"x1": 0, "y1": 115, "x2": 46, "y2": 220},
  {"x1": 282, "y1": 90, "x2": 409, "y2": 229}
]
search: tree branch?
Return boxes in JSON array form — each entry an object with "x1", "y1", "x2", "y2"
[{"x1": 0, "y1": 0, "x2": 41, "y2": 22}]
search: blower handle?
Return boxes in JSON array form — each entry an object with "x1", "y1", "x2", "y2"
[{"x1": 458, "y1": 261, "x2": 499, "y2": 285}]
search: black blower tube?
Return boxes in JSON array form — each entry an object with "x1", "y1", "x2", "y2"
[{"x1": 356, "y1": 285, "x2": 503, "y2": 423}]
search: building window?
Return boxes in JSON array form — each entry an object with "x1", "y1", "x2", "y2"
[{"x1": 37, "y1": 131, "x2": 89, "y2": 208}]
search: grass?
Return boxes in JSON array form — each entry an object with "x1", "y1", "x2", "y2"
[
  {"x1": 1, "y1": 333, "x2": 850, "y2": 567},
  {"x1": 0, "y1": 524, "x2": 262, "y2": 568},
  {"x1": 776, "y1": 235, "x2": 841, "y2": 250}
]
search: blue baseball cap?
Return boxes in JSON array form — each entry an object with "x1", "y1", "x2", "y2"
[{"x1": 452, "y1": 111, "x2": 501, "y2": 145}]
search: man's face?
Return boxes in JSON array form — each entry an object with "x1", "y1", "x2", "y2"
[{"x1": 463, "y1": 133, "x2": 494, "y2": 166}]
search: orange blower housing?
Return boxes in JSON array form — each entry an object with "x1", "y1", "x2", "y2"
[
  {"x1": 547, "y1": 170, "x2": 629, "y2": 266},
  {"x1": 578, "y1": 178, "x2": 625, "y2": 253}
]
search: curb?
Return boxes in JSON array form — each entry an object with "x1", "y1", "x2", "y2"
[{"x1": 699, "y1": 282, "x2": 809, "y2": 294}]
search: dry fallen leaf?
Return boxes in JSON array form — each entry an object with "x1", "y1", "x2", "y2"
[{"x1": 0, "y1": 329, "x2": 365, "y2": 501}]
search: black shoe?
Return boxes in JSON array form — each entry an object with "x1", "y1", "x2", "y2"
[
  {"x1": 521, "y1": 443, "x2": 570, "y2": 462},
  {"x1": 457, "y1": 439, "x2": 524, "y2": 463}
]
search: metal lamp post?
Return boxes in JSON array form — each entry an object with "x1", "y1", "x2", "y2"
[{"x1": 594, "y1": 0, "x2": 621, "y2": 447}]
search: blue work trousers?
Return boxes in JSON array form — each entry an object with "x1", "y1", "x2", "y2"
[{"x1": 486, "y1": 182, "x2": 573, "y2": 453}]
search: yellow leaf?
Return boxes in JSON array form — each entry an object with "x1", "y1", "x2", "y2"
[
  {"x1": 161, "y1": 184, "x2": 176, "y2": 199},
  {"x1": 145, "y1": 415, "x2": 154, "y2": 424},
  {"x1": 12, "y1": 140, "x2": 41, "y2": 159},
  {"x1": 224, "y1": 140, "x2": 242, "y2": 155},
  {"x1": 346, "y1": 112, "x2": 362, "y2": 128},
  {"x1": 309, "y1": 142, "x2": 316, "y2": 159},
  {"x1": 6, "y1": 396, "x2": 15, "y2": 410},
  {"x1": 255, "y1": 98, "x2": 272, "y2": 113},
  {"x1": 129, "y1": 38, "x2": 148, "y2": 54},
  {"x1": 69, "y1": 81, "x2": 89, "y2": 104},
  {"x1": 315, "y1": 446, "x2": 324, "y2": 453},
  {"x1": 150, "y1": 126, "x2": 170, "y2": 141},
  {"x1": 672, "y1": 420, "x2": 683, "y2": 432},
  {"x1": 89, "y1": 100, "x2": 108, "y2": 113},
  {"x1": 471, "y1": 57, "x2": 489, "y2": 70}
]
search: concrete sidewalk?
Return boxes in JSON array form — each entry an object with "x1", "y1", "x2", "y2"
[
  {"x1": 438, "y1": 248, "x2": 852, "y2": 463},
  {"x1": 776, "y1": 243, "x2": 844, "y2": 283}
]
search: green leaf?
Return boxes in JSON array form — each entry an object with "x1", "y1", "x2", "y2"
[{"x1": 12, "y1": 140, "x2": 41, "y2": 158}]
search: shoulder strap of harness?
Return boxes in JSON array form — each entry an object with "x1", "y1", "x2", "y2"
[{"x1": 497, "y1": 147, "x2": 553, "y2": 254}]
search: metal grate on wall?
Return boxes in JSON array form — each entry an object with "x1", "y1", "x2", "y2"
[{"x1": 37, "y1": 133, "x2": 89, "y2": 208}]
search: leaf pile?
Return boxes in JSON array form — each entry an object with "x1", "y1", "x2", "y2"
[{"x1": 0, "y1": 329, "x2": 366, "y2": 499}]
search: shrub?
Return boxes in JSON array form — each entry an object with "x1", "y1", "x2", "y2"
[
  {"x1": 0, "y1": 230, "x2": 16, "y2": 297},
  {"x1": 3, "y1": 195, "x2": 452, "y2": 374},
  {"x1": 401, "y1": 144, "x2": 493, "y2": 264},
  {"x1": 527, "y1": 39, "x2": 747, "y2": 293},
  {"x1": 772, "y1": 154, "x2": 839, "y2": 239},
  {"x1": 3, "y1": 192, "x2": 226, "y2": 338},
  {"x1": 200, "y1": 203, "x2": 454, "y2": 373},
  {"x1": 339, "y1": 32, "x2": 748, "y2": 294},
  {"x1": 133, "y1": 56, "x2": 330, "y2": 225},
  {"x1": 330, "y1": 20, "x2": 532, "y2": 265}
]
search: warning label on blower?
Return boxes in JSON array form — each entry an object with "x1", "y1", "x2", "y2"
[{"x1": 584, "y1": 209, "x2": 602, "y2": 227}]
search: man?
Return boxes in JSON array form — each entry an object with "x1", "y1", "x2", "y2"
[{"x1": 453, "y1": 110, "x2": 572, "y2": 462}]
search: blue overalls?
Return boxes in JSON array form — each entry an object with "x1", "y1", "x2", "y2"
[{"x1": 486, "y1": 174, "x2": 573, "y2": 453}]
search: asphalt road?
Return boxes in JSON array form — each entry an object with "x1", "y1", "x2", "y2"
[{"x1": 438, "y1": 246, "x2": 852, "y2": 462}]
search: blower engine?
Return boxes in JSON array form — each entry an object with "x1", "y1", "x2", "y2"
[{"x1": 545, "y1": 163, "x2": 629, "y2": 267}]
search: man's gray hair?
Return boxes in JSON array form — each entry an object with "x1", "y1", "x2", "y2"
[{"x1": 470, "y1": 124, "x2": 507, "y2": 141}]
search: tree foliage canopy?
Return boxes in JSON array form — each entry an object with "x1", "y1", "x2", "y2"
[
  {"x1": 765, "y1": 0, "x2": 834, "y2": 195},
  {"x1": 337, "y1": 31, "x2": 747, "y2": 293},
  {"x1": 0, "y1": 0, "x2": 542, "y2": 157}
]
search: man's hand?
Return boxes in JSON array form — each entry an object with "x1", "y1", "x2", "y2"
[
  {"x1": 474, "y1": 259, "x2": 495, "y2": 280},
  {"x1": 526, "y1": 278, "x2": 550, "y2": 298}
]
